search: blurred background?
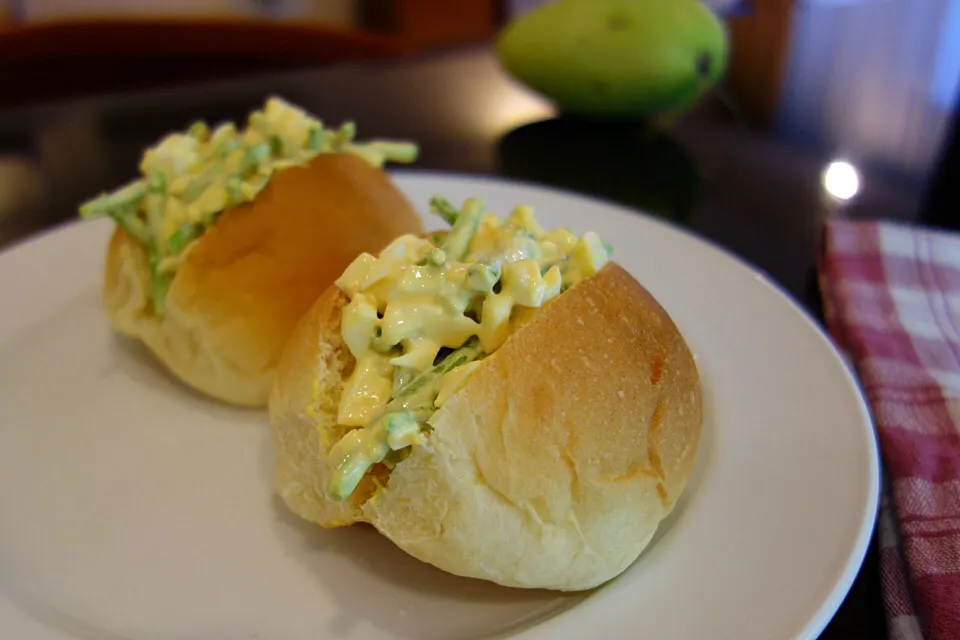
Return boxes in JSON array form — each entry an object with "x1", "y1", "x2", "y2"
[
  {"x1": 1, "y1": 0, "x2": 955, "y2": 182},
  {"x1": 0, "y1": 0, "x2": 957, "y2": 259}
]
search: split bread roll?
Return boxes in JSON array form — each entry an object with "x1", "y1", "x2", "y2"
[
  {"x1": 270, "y1": 246, "x2": 703, "y2": 590},
  {"x1": 103, "y1": 153, "x2": 423, "y2": 406}
]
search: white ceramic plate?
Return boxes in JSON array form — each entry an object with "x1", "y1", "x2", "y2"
[{"x1": 0, "y1": 173, "x2": 878, "y2": 640}]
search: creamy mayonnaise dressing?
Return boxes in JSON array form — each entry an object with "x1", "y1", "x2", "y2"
[
  {"x1": 79, "y1": 97, "x2": 418, "y2": 314},
  {"x1": 325, "y1": 197, "x2": 611, "y2": 501}
]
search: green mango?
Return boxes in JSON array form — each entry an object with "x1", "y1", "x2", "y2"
[{"x1": 496, "y1": 0, "x2": 729, "y2": 120}]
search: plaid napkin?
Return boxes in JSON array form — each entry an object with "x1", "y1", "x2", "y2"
[{"x1": 819, "y1": 219, "x2": 960, "y2": 640}]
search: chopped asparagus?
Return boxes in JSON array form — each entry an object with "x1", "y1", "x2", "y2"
[
  {"x1": 78, "y1": 98, "x2": 420, "y2": 317},
  {"x1": 333, "y1": 121, "x2": 357, "y2": 149},
  {"x1": 105, "y1": 208, "x2": 150, "y2": 245},
  {"x1": 169, "y1": 223, "x2": 201, "y2": 253},
  {"x1": 144, "y1": 172, "x2": 169, "y2": 252},
  {"x1": 440, "y1": 198, "x2": 484, "y2": 262},
  {"x1": 326, "y1": 338, "x2": 484, "y2": 501},
  {"x1": 389, "y1": 337, "x2": 483, "y2": 413},
  {"x1": 147, "y1": 172, "x2": 166, "y2": 194},
  {"x1": 79, "y1": 180, "x2": 146, "y2": 219},
  {"x1": 429, "y1": 196, "x2": 459, "y2": 225},
  {"x1": 148, "y1": 249, "x2": 172, "y2": 315},
  {"x1": 215, "y1": 137, "x2": 241, "y2": 158},
  {"x1": 182, "y1": 176, "x2": 212, "y2": 203},
  {"x1": 382, "y1": 411, "x2": 421, "y2": 449},
  {"x1": 366, "y1": 140, "x2": 419, "y2": 164},
  {"x1": 225, "y1": 176, "x2": 245, "y2": 205},
  {"x1": 238, "y1": 142, "x2": 271, "y2": 176},
  {"x1": 187, "y1": 121, "x2": 209, "y2": 140},
  {"x1": 307, "y1": 126, "x2": 324, "y2": 151},
  {"x1": 268, "y1": 134, "x2": 284, "y2": 157},
  {"x1": 392, "y1": 366, "x2": 415, "y2": 397},
  {"x1": 426, "y1": 248, "x2": 447, "y2": 267},
  {"x1": 466, "y1": 262, "x2": 501, "y2": 293}
]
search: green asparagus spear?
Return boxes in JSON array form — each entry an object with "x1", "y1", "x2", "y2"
[
  {"x1": 392, "y1": 366, "x2": 415, "y2": 397},
  {"x1": 238, "y1": 142, "x2": 271, "y2": 176},
  {"x1": 268, "y1": 135, "x2": 284, "y2": 157},
  {"x1": 326, "y1": 339, "x2": 484, "y2": 501},
  {"x1": 215, "y1": 137, "x2": 242, "y2": 159},
  {"x1": 169, "y1": 223, "x2": 202, "y2": 253},
  {"x1": 144, "y1": 172, "x2": 168, "y2": 252},
  {"x1": 429, "y1": 196, "x2": 459, "y2": 225},
  {"x1": 426, "y1": 248, "x2": 447, "y2": 267},
  {"x1": 187, "y1": 121, "x2": 210, "y2": 140},
  {"x1": 148, "y1": 249, "x2": 172, "y2": 315},
  {"x1": 390, "y1": 337, "x2": 483, "y2": 412},
  {"x1": 78, "y1": 99, "x2": 422, "y2": 320},
  {"x1": 465, "y1": 262, "x2": 501, "y2": 293},
  {"x1": 225, "y1": 175, "x2": 245, "y2": 206},
  {"x1": 79, "y1": 180, "x2": 146, "y2": 219},
  {"x1": 440, "y1": 198, "x2": 484, "y2": 262},
  {"x1": 182, "y1": 176, "x2": 212, "y2": 203},
  {"x1": 307, "y1": 126, "x2": 324, "y2": 151},
  {"x1": 333, "y1": 121, "x2": 357, "y2": 149},
  {"x1": 104, "y1": 207, "x2": 150, "y2": 245},
  {"x1": 366, "y1": 140, "x2": 419, "y2": 164}
]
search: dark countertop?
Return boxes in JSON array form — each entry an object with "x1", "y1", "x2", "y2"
[{"x1": 0, "y1": 45, "x2": 911, "y2": 639}]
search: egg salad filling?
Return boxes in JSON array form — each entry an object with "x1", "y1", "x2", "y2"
[
  {"x1": 325, "y1": 196, "x2": 613, "y2": 501},
  {"x1": 78, "y1": 97, "x2": 418, "y2": 316}
]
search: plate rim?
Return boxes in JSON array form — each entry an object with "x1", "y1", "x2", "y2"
[{"x1": 392, "y1": 171, "x2": 881, "y2": 640}]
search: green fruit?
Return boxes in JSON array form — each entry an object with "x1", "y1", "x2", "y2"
[{"x1": 496, "y1": 0, "x2": 729, "y2": 119}]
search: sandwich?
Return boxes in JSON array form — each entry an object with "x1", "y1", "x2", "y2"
[
  {"x1": 269, "y1": 196, "x2": 703, "y2": 591},
  {"x1": 80, "y1": 97, "x2": 424, "y2": 407}
]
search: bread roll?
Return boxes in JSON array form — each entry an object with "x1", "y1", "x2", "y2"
[
  {"x1": 270, "y1": 261, "x2": 702, "y2": 590},
  {"x1": 104, "y1": 153, "x2": 424, "y2": 407}
]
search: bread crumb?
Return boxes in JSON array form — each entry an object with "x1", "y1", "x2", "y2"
[
  {"x1": 576, "y1": 317, "x2": 585, "y2": 325},
  {"x1": 618, "y1": 390, "x2": 625, "y2": 399}
]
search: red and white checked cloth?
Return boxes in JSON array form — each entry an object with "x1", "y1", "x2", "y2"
[{"x1": 819, "y1": 219, "x2": 960, "y2": 640}]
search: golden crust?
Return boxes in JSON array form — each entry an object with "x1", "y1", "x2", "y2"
[
  {"x1": 103, "y1": 153, "x2": 424, "y2": 407},
  {"x1": 269, "y1": 262, "x2": 703, "y2": 590}
]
